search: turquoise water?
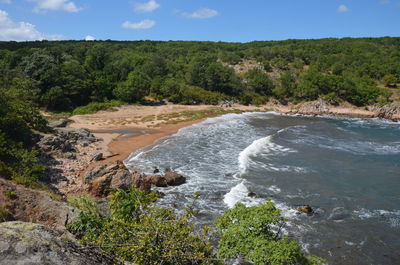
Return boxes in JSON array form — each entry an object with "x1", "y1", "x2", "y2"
[{"x1": 126, "y1": 113, "x2": 400, "y2": 265}]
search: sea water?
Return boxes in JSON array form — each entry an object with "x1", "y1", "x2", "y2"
[{"x1": 125, "y1": 112, "x2": 400, "y2": 265}]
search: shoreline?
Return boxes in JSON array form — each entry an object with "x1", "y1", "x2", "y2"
[
  {"x1": 75, "y1": 102, "x2": 399, "y2": 163},
  {"x1": 63, "y1": 101, "x2": 399, "y2": 189}
]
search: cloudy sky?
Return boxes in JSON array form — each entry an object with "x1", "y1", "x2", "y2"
[{"x1": 0, "y1": 0, "x2": 399, "y2": 42}]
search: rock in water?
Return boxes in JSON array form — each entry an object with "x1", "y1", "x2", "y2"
[
  {"x1": 297, "y1": 205, "x2": 314, "y2": 214},
  {"x1": 0, "y1": 221, "x2": 113, "y2": 265},
  {"x1": 146, "y1": 175, "x2": 168, "y2": 187},
  {"x1": 248, "y1": 192, "x2": 257, "y2": 198},
  {"x1": 163, "y1": 171, "x2": 186, "y2": 186}
]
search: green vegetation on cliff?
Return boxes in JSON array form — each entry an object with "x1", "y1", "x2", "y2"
[{"x1": 0, "y1": 87, "x2": 48, "y2": 187}]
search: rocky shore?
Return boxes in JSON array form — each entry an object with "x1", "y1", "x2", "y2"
[{"x1": 1, "y1": 101, "x2": 399, "y2": 264}]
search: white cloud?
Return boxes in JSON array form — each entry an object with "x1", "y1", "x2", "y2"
[
  {"x1": 0, "y1": 9, "x2": 63, "y2": 41},
  {"x1": 122, "y1": 19, "x2": 156, "y2": 30},
  {"x1": 0, "y1": 0, "x2": 12, "y2": 4},
  {"x1": 85, "y1": 35, "x2": 95, "y2": 41},
  {"x1": 337, "y1": 4, "x2": 349, "y2": 13},
  {"x1": 29, "y1": 0, "x2": 82, "y2": 13},
  {"x1": 180, "y1": 8, "x2": 219, "y2": 19},
  {"x1": 133, "y1": 0, "x2": 160, "y2": 13}
]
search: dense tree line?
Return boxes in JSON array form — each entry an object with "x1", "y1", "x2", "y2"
[{"x1": 0, "y1": 37, "x2": 399, "y2": 111}]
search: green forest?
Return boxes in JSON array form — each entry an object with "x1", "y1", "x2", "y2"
[{"x1": 1, "y1": 37, "x2": 399, "y2": 113}]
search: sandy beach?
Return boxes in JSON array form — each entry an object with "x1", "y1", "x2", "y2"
[
  {"x1": 62, "y1": 100, "x2": 399, "y2": 187},
  {"x1": 68, "y1": 104, "x2": 261, "y2": 166}
]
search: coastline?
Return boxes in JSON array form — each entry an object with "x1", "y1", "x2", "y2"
[
  {"x1": 62, "y1": 101, "x2": 399, "y2": 191},
  {"x1": 73, "y1": 102, "x2": 399, "y2": 162}
]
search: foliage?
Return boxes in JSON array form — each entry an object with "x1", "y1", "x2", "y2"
[
  {"x1": 245, "y1": 68, "x2": 274, "y2": 96},
  {"x1": 1, "y1": 37, "x2": 399, "y2": 110},
  {"x1": 383, "y1": 74, "x2": 398, "y2": 88},
  {"x1": 0, "y1": 207, "x2": 14, "y2": 223},
  {"x1": 67, "y1": 188, "x2": 221, "y2": 265},
  {"x1": 215, "y1": 202, "x2": 324, "y2": 265},
  {"x1": 72, "y1": 100, "x2": 125, "y2": 115},
  {"x1": 3, "y1": 190, "x2": 18, "y2": 200},
  {"x1": 0, "y1": 88, "x2": 48, "y2": 187},
  {"x1": 113, "y1": 71, "x2": 151, "y2": 103}
]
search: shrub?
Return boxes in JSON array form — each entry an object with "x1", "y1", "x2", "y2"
[
  {"x1": 215, "y1": 201, "x2": 324, "y2": 265},
  {"x1": 3, "y1": 191, "x2": 17, "y2": 200},
  {"x1": 0, "y1": 208, "x2": 13, "y2": 223},
  {"x1": 68, "y1": 189, "x2": 221, "y2": 264},
  {"x1": 72, "y1": 100, "x2": 125, "y2": 115}
]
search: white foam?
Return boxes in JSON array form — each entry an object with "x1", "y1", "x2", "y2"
[
  {"x1": 345, "y1": 241, "x2": 356, "y2": 246},
  {"x1": 354, "y1": 208, "x2": 400, "y2": 227},
  {"x1": 238, "y1": 133, "x2": 295, "y2": 174},
  {"x1": 267, "y1": 185, "x2": 281, "y2": 194},
  {"x1": 223, "y1": 182, "x2": 264, "y2": 208}
]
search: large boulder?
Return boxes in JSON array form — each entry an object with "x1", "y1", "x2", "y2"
[
  {"x1": 0, "y1": 221, "x2": 113, "y2": 265},
  {"x1": 163, "y1": 171, "x2": 186, "y2": 186},
  {"x1": 146, "y1": 175, "x2": 168, "y2": 187},
  {"x1": 0, "y1": 178, "x2": 80, "y2": 228},
  {"x1": 83, "y1": 162, "x2": 187, "y2": 196}
]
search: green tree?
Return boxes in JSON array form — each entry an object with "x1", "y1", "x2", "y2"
[
  {"x1": 245, "y1": 68, "x2": 274, "y2": 96},
  {"x1": 383, "y1": 74, "x2": 397, "y2": 88},
  {"x1": 113, "y1": 71, "x2": 151, "y2": 102}
]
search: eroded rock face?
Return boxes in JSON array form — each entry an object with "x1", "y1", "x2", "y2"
[
  {"x1": 0, "y1": 221, "x2": 113, "y2": 265},
  {"x1": 373, "y1": 102, "x2": 400, "y2": 120},
  {"x1": 0, "y1": 178, "x2": 80, "y2": 228}
]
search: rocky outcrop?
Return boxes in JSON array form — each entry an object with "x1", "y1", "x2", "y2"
[
  {"x1": 294, "y1": 99, "x2": 330, "y2": 115},
  {"x1": 163, "y1": 171, "x2": 186, "y2": 186},
  {"x1": 0, "y1": 178, "x2": 80, "y2": 228},
  {"x1": 370, "y1": 102, "x2": 400, "y2": 121},
  {"x1": 37, "y1": 128, "x2": 101, "y2": 159},
  {"x1": 0, "y1": 221, "x2": 113, "y2": 265},
  {"x1": 84, "y1": 162, "x2": 186, "y2": 196},
  {"x1": 147, "y1": 174, "x2": 168, "y2": 187},
  {"x1": 48, "y1": 119, "x2": 69, "y2": 128}
]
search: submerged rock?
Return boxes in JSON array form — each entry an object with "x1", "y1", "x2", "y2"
[
  {"x1": 248, "y1": 192, "x2": 258, "y2": 198},
  {"x1": 0, "y1": 221, "x2": 113, "y2": 265}
]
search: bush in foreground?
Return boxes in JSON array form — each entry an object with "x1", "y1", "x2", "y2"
[
  {"x1": 68, "y1": 189, "x2": 220, "y2": 265},
  {"x1": 215, "y1": 201, "x2": 324, "y2": 265}
]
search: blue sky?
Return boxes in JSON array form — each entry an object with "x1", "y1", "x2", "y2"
[{"x1": 0, "y1": 0, "x2": 399, "y2": 42}]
